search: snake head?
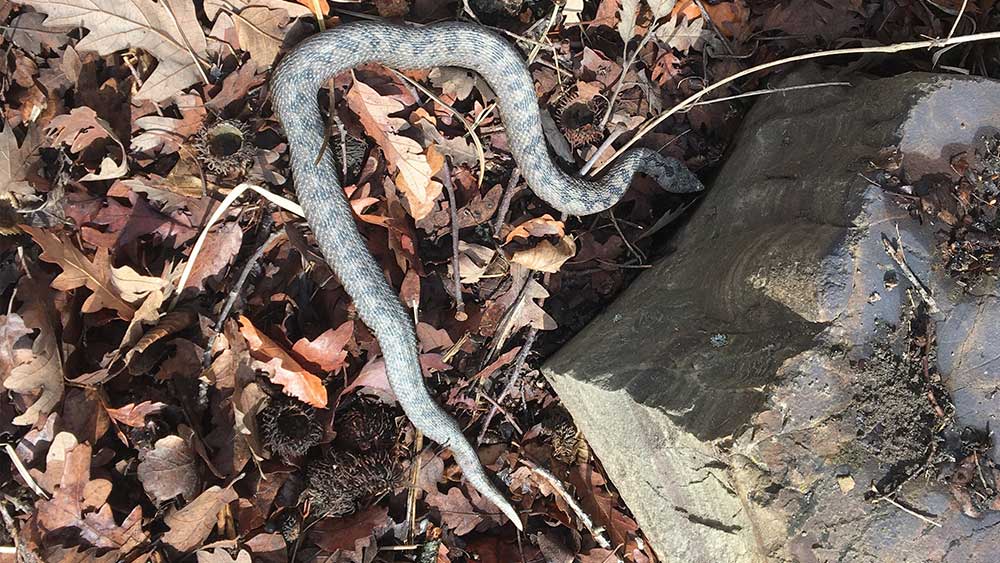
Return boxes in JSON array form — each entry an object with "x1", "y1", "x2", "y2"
[{"x1": 633, "y1": 148, "x2": 704, "y2": 194}]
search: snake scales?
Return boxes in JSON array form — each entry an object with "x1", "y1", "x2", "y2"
[{"x1": 271, "y1": 21, "x2": 703, "y2": 529}]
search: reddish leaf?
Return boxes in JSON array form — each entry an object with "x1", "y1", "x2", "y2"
[
  {"x1": 309, "y1": 505, "x2": 389, "y2": 553},
  {"x1": 425, "y1": 487, "x2": 483, "y2": 535},
  {"x1": 238, "y1": 315, "x2": 328, "y2": 408},
  {"x1": 291, "y1": 320, "x2": 354, "y2": 372},
  {"x1": 105, "y1": 401, "x2": 168, "y2": 427},
  {"x1": 137, "y1": 435, "x2": 200, "y2": 502}
]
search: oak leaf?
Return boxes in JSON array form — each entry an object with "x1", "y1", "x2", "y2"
[
  {"x1": 46, "y1": 106, "x2": 129, "y2": 181},
  {"x1": 4, "y1": 329, "x2": 64, "y2": 426},
  {"x1": 425, "y1": 487, "x2": 482, "y2": 535},
  {"x1": 161, "y1": 484, "x2": 239, "y2": 553},
  {"x1": 346, "y1": 80, "x2": 443, "y2": 219},
  {"x1": 238, "y1": 315, "x2": 328, "y2": 408},
  {"x1": 510, "y1": 236, "x2": 577, "y2": 273},
  {"x1": 21, "y1": 0, "x2": 209, "y2": 102},
  {"x1": 35, "y1": 441, "x2": 147, "y2": 551},
  {"x1": 106, "y1": 400, "x2": 168, "y2": 427},
  {"x1": 22, "y1": 226, "x2": 136, "y2": 319},
  {"x1": 0, "y1": 313, "x2": 33, "y2": 379}
]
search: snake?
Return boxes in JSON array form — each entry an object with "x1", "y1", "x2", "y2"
[{"x1": 270, "y1": 20, "x2": 703, "y2": 530}]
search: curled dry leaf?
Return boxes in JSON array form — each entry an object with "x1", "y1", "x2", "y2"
[
  {"x1": 238, "y1": 315, "x2": 328, "y2": 408},
  {"x1": 346, "y1": 80, "x2": 443, "y2": 220},
  {"x1": 111, "y1": 264, "x2": 169, "y2": 302},
  {"x1": 504, "y1": 214, "x2": 565, "y2": 243},
  {"x1": 4, "y1": 329, "x2": 64, "y2": 426},
  {"x1": 138, "y1": 435, "x2": 200, "y2": 502},
  {"x1": 0, "y1": 313, "x2": 33, "y2": 377},
  {"x1": 21, "y1": 0, "x2": 209, "y2": 102},
  {"x1": 196, "y1": 548, "x2": 253, "y2": 563},
  {"x1": 125, "y1": 308, "x2": 199, "y2": 367},
  {"x1": 46, "y1": 106, "x2": 129, "y2": 181},
  {"x1": 452, "y1": 242, "x2": 497, "y2": 284}
]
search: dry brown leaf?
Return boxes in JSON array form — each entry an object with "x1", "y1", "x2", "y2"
[
  {"x1": 655, "y1": 15, "x2": 707, "y2": 54},
  {"x1": 21, "y1": 0, "x2": 209, "y2": 102},
  {"x1": 35, "y1": 441, "x2": 147, "y2": 552},
  {"x1": 111, "y1": 264, "x2": 169, "y2": 302},
  {"x1": 618, "y1": 0, "x2": 639, "y2": 42},
  {"x1": 183, "y1": 222, "x2": 243, "y2": 290},
  {"x1": 196, "y1": 548, "x2": 253, "y2": 563},
  {"x1": 4, "y1": 329, "x2": 64, "y2": 426},
  {"x1": 137, "y1": 435, "x2": 200, "y2": 502},
  {"x1": 22, "y1": 225, "x2": 135, "y2": 319},
  {"x1": 125, "y1": 309, "x2": 198, "y2": 367},
  {"x1": 161, "y1": 484, "x2": 239, "y2": 553},
  {"x1": 291, "y1": 320, "x2": 353, "y2": 372},
  {"x1": 504, "y1": 214, "x2": 565, "y2": 243},
  {"x1": 452, "y1": 242, "x2": 497, "y2": 284},
  {"x1": 346, "y1": 80, "x2": 442, "y2": 219},
  {"x1": 309, "y1": 505, "x2": 389, "y2": 554},
  {"x1": 106, "y1": 400, "x2": 168, "y2": 427},
  {"x1": 233, "y1": 7, "x2": 291, "y2": 67},
  {"x1": 1, "y1": 121, "x2": 44, "y2": 201},
  {"x1": 205, "y1": 59, "x2": 263, "y2": 112},
  {"x1": 510, "y1": 236, "x2": 577, "y2": 273},
  {"x1": 203, "y1": 0, "x2": 312, "y2": 20},
  {"x1": 343, "y1": 353, "x2": 451, "y2": 401},
  {"x1": 0, "y1": 313, "x2": 33, "y2": 379},
  {"x1": 131, "y1": 94, "x2": 207, "y2": 154},
  {"x1": 238, "y1": 315, "x2": 328, "y2": 408},
  {"x1": 428, "y1": 67, "x2": 476, "y2": 100},
  {"x1": 425, "y1": 487, "x2": 482, "y2": 535}
]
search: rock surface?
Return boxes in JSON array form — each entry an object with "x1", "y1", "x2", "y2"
[{"x1": 542, "y1": 68, "x2": 1000, "y2": 562}]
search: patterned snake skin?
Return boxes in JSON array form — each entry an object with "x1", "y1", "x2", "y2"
[{"x1": 271, "y1": 21, "x2": 703, "y2": 530}]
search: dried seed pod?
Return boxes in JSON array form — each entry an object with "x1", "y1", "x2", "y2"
[
  {"x1": 334, "y1": 395, "x2": 400, "y2": 452},
  {"x1": 555, "y1": 90, "x2": 607, "y2": 148},
  {"x1": 304, "y1": 450, "x2": 403, "y2": 517},
  {"x1": 259, "y1": 396, "x2": 324, "y2": 460},
  {"x1": 193, "y1": 119, "x2": 256, "y2": 176}
]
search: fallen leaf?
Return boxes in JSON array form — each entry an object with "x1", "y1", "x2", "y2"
[
  {"x1": 111, "y1": 264, "x2": 169, "y2": 302},
  {"x1": 162, "y1": 484, "x2": 239, "y2": 553},
  {"x1": 510, "y1": 236, "x2": 577, "y2": 273},
  {"x1": 22, "y1": 225, "x2": 136, "y2": 319},
  {"x1": 196, "y1": 548, "x2": 253, "y2": 563},
  {"x1": 36, "y1": 441, "x2": 147, "y2": 551},
  {"x1": 183, "y1": 222, "x2": 243, "y2": 290},
  {"x1": 205, "y1": 60, "x2": 263, "y2": 112},
  {"x1": 0, "y1": 313, "x2": 33, "y2": 379},
  {"x1": 504, "y1": 214, "x2": 565, "y2": 243},
  {"x1": 452, "y1": 242, "x2": 497, "y2": 284},
  {"x1": 425, "y1": 487, "x2": 482, "y2": 535},
  {"x1": 4, "y1": 329, "x2": 64, "y2": 426},
  {"x1": 21, "y1": 0, "x2": 210, "y2": 102},
  {"x1": 347, "y1": 80, "x2": 442, "y2": 219},
  {"x1": 428, "y1": 67, "x2": 476, "y2": 100},
  {"x1": 203, "y1": 0, "x2": 312, "y2": 20},
  {"x1": 344, "y1": 353, "x2": 450, "y2": 400},
  {"x1": 7, "y1": 10, "x2": 73, "y2": 55},
  {"x1": 131, "y1": 94, "x2": 207, "y2": 154},
  {"x1": 291, "y1": 320, "x2": 354, "y2": 372},
  {"x1": 655, "y1": 14, "x2": 707, "y2": 54},
  {"x1": 618, "y1": 0, "x2": 639, "y2": 42},
  {"x1": 105, "y1": 400, "x2": 168, "y2": 427},
  {"x1": 309, "y1": 505, "x2": 389, "y2": 554},
  {"x1": 233, "y1": 7, "x2": 291, "y2": 67},
  {"x1": 138, "y1": 435, "x2": 200, "y2": 502},
  {"x1": 238, "y1": 315, "x2": 328, "y2": 408},
  {"x1": 1, "y1": 122, "x2": 44, "y2": 201}
]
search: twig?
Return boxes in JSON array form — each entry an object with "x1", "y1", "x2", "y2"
[
  {"x1": 203, "y1": 231, "x2": 285, "y2": 367},
  {"x1": 881, "y1": 231, "x2": 940, "y2": 314},
  {"x1": 597, "y1": 30, "x2": 1000, "y2": 175},
  {"x1": 869, "y1": 484, "x2": 942, "y2": 527},
  {"x1": 170, "y1": 182, "x2": 303, "y2": 309},
  {"x1": 492, "y1": 168, "x2": 522, "y2": 238},
  {"x1": 440, "y1": 159, "x2": 466, "y2": 320},
  {"x1": 477, "y1": 328, "x2": 538, "y2": 445},
  {"x1": 599, "y1": 19, "x2": 662, "y2": 130},
  {"x1": 946, "y1": 0, "x2": 969, "y2": 41},
  {"x1": 161, "y1": 0, "x2": 210, "y2": 85},
  {"x1": 522, "y1": 458, "x2": 610, "y2": 548},
  {"x1": 477, "y1": 391, "x2": 525, "y2": 437},
  {"x1": 406, "y1": 431, "x2": 424, "y2": 543},
  {"x1": 578, "y1": 130, "x2": 624, "y2": 177}
]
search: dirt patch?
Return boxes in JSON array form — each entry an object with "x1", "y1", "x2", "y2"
[{"x1": 850, "y1": 300, "x2": 952, "y2": 494}]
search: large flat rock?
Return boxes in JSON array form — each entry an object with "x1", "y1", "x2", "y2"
[{"x1": 542, "y1": 68, "x2": 1000, "y2": 561}]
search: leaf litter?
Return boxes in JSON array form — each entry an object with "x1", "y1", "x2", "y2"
[{"x1": 1, "y1": 0, "x2": 997, "y2": 561}]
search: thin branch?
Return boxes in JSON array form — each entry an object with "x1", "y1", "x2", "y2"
[{"x1": 477, "y1": 327, "x2": 538, "y2": 445}]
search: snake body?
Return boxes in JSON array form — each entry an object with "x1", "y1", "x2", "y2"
[{"x1": 271, "y1": 21, "x2": 703, "y2": 530}]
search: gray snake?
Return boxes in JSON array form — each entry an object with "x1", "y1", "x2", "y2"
[{"x1": 270, "y1": 21, "x2": 703, "y2": 529}]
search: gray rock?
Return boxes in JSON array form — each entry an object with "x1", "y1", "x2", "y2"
[{"x1": 542, "y1": 68, "x2": 1000, "y2": 562}]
